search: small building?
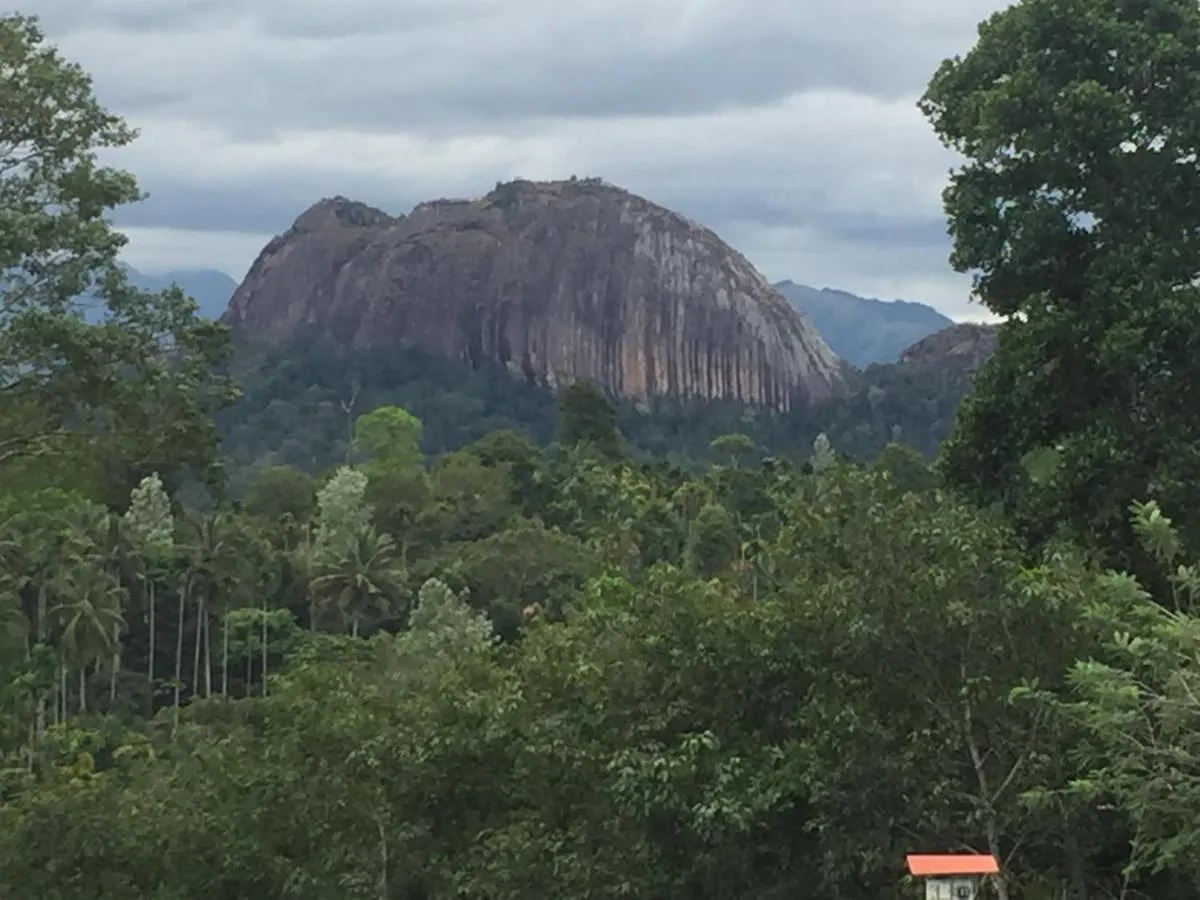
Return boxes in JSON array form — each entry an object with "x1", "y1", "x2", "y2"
[{"x1": 906, "y1": 854, "x2": 999, "y2": 900}]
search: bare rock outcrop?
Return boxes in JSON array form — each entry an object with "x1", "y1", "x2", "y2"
[
  {"x1": 899, "y1": 322, "x2": 999, "y2": 371},
  {"x1": 222, "y1": 178, "x2": 845, "y2": 409}
]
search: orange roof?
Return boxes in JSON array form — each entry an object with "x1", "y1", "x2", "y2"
[{"x1": 906, "y1": 854, "x2": 999, "y2": 877}]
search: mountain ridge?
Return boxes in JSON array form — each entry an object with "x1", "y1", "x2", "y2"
[
  {"x1": 773, "y1": 280, "x2": 953, "y2": 366},
  {"x1": 120, "y1": 264, "x2": 238, "y2": 319}
]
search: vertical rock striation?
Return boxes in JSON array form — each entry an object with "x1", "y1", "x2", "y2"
[{"x1": 222, "y1": 178, "x2": 846, "y2": 408}]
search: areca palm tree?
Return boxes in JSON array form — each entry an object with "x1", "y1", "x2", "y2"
[
  {"x1": 47, "y1": 561, "x2": 126, "y2": 715},
  {"x1": 0, "y1": 515, "x2": 31, "y2": 642},
  {"x1": 0, "y1": 516, "x2": 60, "y2": 734},
  {"x1": 310, "y1": 527, "x2": 407, "y2": 638},
  {"x1": 182, "y1": 512, "x2": 245, "y2": 699},
  {"x1": 288, "y1": 522, "x2": 323, "y2": 632},
  {"x1": 0, "y1": 588, "x2": 29, "y2": 660},
  {"x1": 216, "y1": 527, "x2": 269, "y2": 696}
]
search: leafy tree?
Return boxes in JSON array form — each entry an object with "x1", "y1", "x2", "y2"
[
  {"x1": 408, "y1": 577, "x2": 496, "y2": 655},
  {"x1": 0, "y1": 14, "x2": 236, "y2": 493},
  {"x1": 460, "y1": 428, "x2": 543, "y2": 509},
  {"x1": 242, "y1": 465, "x2": 317, "y2": 525},
  {"x1": 709, "y1": 432, "x2": 756, "y2": 468},
  {"x1": 122, "y1": 473, "x2": 174, "y2": 714},
  {"x1": 313, "y1": 466, "x2": 371, "y2": 562},
  {"x1": 363, "y1": 466, "x2": 429, "y2": 563},
  {"x1": 872, "y1": 441, "x2": 937, "y2": 494},
  {"x1": 810, "y1": 432, "x2": 836, "y2": 472},
  {"x1": 921, "y1": 0, "x2": 1200, "y2": 567},
  {"x1": 556, "y1": 380, "x2": 624, "y2": 458},
  {"x1": 1066, "y1": 500, "x2": 1200, "y2": 883},
  {"x1": 441, "y1": 520, "x2": 597, "y2": 638},
  {"x1": 686, "y1": 502, "x2": 739, "y2": 578},
  {"x1": 122, "y1": 474, "x2": 174, "y2": 550},
  {"x1": 354, "y1": 404, "x2": 424, "y2": 475},
  {"x1": 419, "y1": 452, "x2": 515, "y2": 545},
  {"x1": 769, "y1": 465, "x2": 1107, "y2": 897}
]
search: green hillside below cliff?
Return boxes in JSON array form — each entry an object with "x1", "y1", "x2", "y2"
[{"x1": 215, "y1": 327, "x2": 981, "y2": 494}]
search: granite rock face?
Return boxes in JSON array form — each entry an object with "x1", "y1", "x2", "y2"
[
  {"x1": 222, "y1": 179, "x2": 845, "y2": 409},
  {"x1": 899, "y1": 322, "x2": 999, "y2": 371}
]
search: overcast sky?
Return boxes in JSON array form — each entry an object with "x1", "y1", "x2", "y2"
[{"x1": 30, "y1": 0, "x2": 1008, "y2": 322}]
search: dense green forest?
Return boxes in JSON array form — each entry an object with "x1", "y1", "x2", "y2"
[
  {"x1": 216, "y1": 330, "x2": 971, "y2": 494},
  {"x1": 3, "y1": 1, "x2": 1200, "y2": 898}
]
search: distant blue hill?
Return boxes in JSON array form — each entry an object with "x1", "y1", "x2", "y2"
[
  {"x1": 774, "y1": 280, "x2": 953, "y2": 368},
  {"x1": 121, "y1": 265, "x2": 237, "y2": 319},
  {"x1": 74, "y1": 265, "x2": 236, "y2": 324}
]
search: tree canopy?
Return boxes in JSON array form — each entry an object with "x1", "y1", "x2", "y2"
[
  {"x1": 4, "y1": 3, "x2": 1200, "y2": 898},
  {"x1": 924, "y1": 0, "x2": 1200, "y2": 568},
  {"x1": 0, "y1": 13, "x2": 236, "y2": 503}
]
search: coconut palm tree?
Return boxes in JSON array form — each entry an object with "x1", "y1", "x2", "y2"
[
  {"x1": 47, "y1": 560, "x2": 126, "y2": 715},
  {"x1": 311, "y1": 527, "x2": 406, "y2": 638},
  {"x1": 68, "y1": 508, "x2": 138, "y2": 705}
]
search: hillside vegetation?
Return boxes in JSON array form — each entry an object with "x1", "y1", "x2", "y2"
[
  {"x1": 214, "y1": 328, "x2": 975, "y2": 494},
  {"x1": 1, "y1": 2, "x2": 1200, "y2": 898}
]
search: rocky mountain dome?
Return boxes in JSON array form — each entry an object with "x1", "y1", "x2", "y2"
[
  {"x1": 222, "y1": 178, "x2": 845, "y2": 409},
  {"x1": 899, "y1": 322, "x2": 999, "y2": 371}
]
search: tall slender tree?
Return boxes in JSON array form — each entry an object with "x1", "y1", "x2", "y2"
[
  {"x1": 182, "y1": 512, "x2": 244, "y2": 699},
  {"x1": 122, "y1": 472, "x2": 175, "y2": 715}
]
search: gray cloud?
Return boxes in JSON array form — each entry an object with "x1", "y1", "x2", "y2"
[
  {"x1": 22, "y1": 0, "x2": 1003, "y2": 319},
  {"x1": 47, "y1": 0, "x2": 1001, "y2": 134}
]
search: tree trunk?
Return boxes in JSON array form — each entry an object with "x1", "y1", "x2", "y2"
[
  {"x1": 375, "y1": 809, "x2": 389, "y2": 900},
  {"x1": 965, "y1": 702, "x2": 1011, "y2": 900},
  {"x1": 352, "y1": 616, "x2": 359, "y2": 639},
  {"x1": 203, "y1": 606, "x2": 213, "y2": 699},
  {"x1": 1064, "y1": 823, "x2": 1089, "y2": 900},
  {"x1": 192, "y1": 591, "x2": 204, "y2": 702},
  {"x1": 78, "y1": 668, "x2": 86, "y2": 714},
  {"x1": 35, "y1": 587, "x2": 47, "y2": 740},
  {"x1": 221, "y1": 609, "x2": 229, "y2": 696},
  {"x1": 173, "y1": 582, "x2": 186, "y2": 737},
  {"x1": 147, "y1": 578, "x2": 156, "y2": 718},
  {"x1": 245, "y1": 628, "x2": 253, "y2": 697},
  {"x1": 261, "y1": 596, "x2": 269, "y2": 697},
  {"x1": 109, "y1": 622, "x2": 120, "y2": 705}
]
